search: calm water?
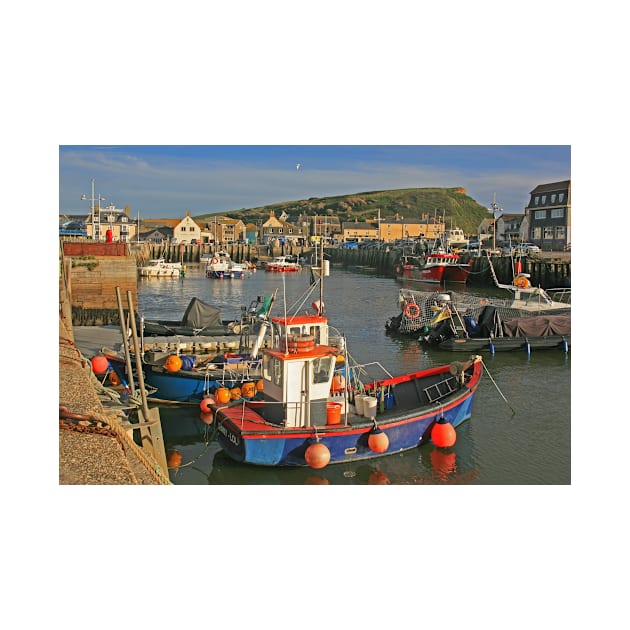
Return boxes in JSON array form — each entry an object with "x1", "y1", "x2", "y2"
[{"x1": 137, "y1": 264, "x2": 571, "y2": 485}]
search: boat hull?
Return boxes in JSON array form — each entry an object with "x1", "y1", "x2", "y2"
[
  {"x1": 216, "y1": 394, "x2": 475, "y2": 466},
  {"x1": 215, "y1": 360, "x2": 482, "y2": 467},
  {"x1": 434, "y1": 334, "x2": 571, "y2": 352}
]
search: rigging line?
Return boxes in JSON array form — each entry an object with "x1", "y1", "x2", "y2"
[{"x1": 481, "y1": 358, "x2": 516, "y2": 415}]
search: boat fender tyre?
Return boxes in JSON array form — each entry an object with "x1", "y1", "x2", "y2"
[{"x1": 404, "y1": 303, "x2": 421, "y2": 319}]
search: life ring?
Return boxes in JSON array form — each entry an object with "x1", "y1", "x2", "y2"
[
  {"x1": 514, "y1": 276, "x2": 530, "y2": 288},
  {"x1": 211, "y1": 257, "x2": 219, "y2": 265},
  {"x1": 404, "y1": 303, "x2": 421, "y2": 319}
]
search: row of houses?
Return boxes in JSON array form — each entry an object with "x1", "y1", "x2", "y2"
[{"x1": 59, "y1": 180, "x2": 571, "y2": 250}]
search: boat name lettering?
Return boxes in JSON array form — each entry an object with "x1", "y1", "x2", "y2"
[{"x1": 217, "y1": 423, "x2": 240, "y2": 445}]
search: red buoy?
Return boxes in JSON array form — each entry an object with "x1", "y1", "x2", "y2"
[
  {"x1": 431, "y1": 417, "x2": 457, "y2": 448},
  {"x1": 200, "y1": 396, "x2": 215, "y2": 413},
  {"x1": 199, "y1": 411, "x2": 214, "y2": 425},
  {"x1": 91, "y1": 355, "x2": 109, "y2": 374},
  {"x1": 305, "y1": 442, "x2": 331, "y2": 469},
  {"x1": 368, "y1": 428, "x2": 389, "y2": 453}
]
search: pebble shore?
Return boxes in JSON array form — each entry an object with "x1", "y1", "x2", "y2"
[{"x1": 59, "y1": 317, "x2": 170, "y2": 485}]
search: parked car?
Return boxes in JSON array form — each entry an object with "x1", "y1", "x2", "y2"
[{"x1": 514, "y1": 243, "x2": 541, "y2": 255}]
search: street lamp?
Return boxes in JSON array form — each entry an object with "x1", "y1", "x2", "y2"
[
  {"x1": 81, "y1": 178, "x2": 106, "y2": 240},
  {"x1": 488, "y1": 193, "x2": 503, "y2": 250}
]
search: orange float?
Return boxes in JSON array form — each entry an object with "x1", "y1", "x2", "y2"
[
  {"x1": 304, "y1": 442, "x2": 331, "y2": 469},
  {"x1": 200, "y1": 396, "x2": 215, "y2": 413},
  {"x1": 255, "y1": 380, "x2": 264, "y2": 392},
  {"x1": 108, "y1": 371, "x2": 121, "y2": 386},
  {"x1": 215, "y1": 387, "x2": 231, "y2": 404},
  {"x1": 91, "y1": 355, "x2": 109, "y2": 374},
  {"x1": 165, "y1": 355, "x2": 183, "y2": 372},
  {"x1": 368, "y1": 428, "x2": 389, "y2": 453},
  {"x1": 166, "y1": 450, "x2": 182, "y2": 469},
  {"x1": 241, "y1": 382, "x2": 256, "y2": 399},
  {"x1": 431, "y1": 417, "x2": 457, "y2": 448},
  {"x1": 230, "y1": 387, "x2": 242, "y2": 400}
]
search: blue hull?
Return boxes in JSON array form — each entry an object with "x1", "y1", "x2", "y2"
[{"x1": 216, "y1": 394, "x2": 475, "y2": 466}]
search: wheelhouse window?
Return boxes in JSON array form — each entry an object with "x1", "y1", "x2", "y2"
[
  {"x1": 263, "y1": 355, "x2": 283, "y2": 387},
  {"x1": 312, "y1": 356, "x2": 335, "y2": 385}
]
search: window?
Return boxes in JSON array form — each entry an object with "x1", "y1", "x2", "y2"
[
  {"x1": 551, "y1": 208, "x2": 564, "y2": 218},
  {"x1": 534, "y1": 210, "x2": 546, "y2": 219},
  {"x1": 555, "y1": 226, "x2": 566, "y2": 239},
  {"x1": 541, "y1": 195, "x2": 547, "y2": 204},
  {"x1": 313, "y1": 357, "x2": 334, "y2": 385},
  {"x1": 534, "y1": 196, "x2": 540, "y2": 205},
  {"x1": 122, "y1": 216, "x2": 128, "y2": 223},
  {"x1": 532, "y1": 227, "x2": 542, "y2": 239},
  {"x1": 551, "y1": 194, "x2": 556, "y2": 204},
  {"x1": 559, "y1": 192, "x2": 565, "y2": 203},
  {"x1": 543, "y1": 226, "x2": 554, "y2": 239}
]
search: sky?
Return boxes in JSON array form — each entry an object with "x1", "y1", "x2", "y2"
[{"x1": 59, "y1": 145, "x2": 570, "y2": 219}]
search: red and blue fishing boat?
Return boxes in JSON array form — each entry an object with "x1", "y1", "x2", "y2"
[{"x1": 206, "y1": 307, "x2": 483, "y2": 468}]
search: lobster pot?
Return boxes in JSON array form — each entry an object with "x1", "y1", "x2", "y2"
[{"x1": 363, "y1": 396, "x2": 378, "y2": 418}]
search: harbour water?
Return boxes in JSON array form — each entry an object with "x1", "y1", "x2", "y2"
[{"x1": 137, "y1": 264, "x2": 571, "y2": 485}]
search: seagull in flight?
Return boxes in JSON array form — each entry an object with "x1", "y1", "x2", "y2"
[{"x1": 296, "y1": 163, "x2": 301, "y2": 170}]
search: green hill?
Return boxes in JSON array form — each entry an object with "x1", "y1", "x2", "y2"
[{"x1": 193, "y1": 187, "x2": 491, "y2": 235}]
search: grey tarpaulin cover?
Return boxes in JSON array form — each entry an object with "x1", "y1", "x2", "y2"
[
  {"x1": 502, "y1": 315, "x2": 571, "y2": 338},
  {"x1": 181, "y1": 298, "x2": 225, "y2": 330}
]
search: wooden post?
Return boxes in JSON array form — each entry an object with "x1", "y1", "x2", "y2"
[{"x1": 125, "y1": 289, "x2": 169, "y2": 478}]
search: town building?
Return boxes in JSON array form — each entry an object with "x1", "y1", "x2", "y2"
[
  {"x1": 525, "y1": 180, "x2": 571, "y2": 250},
  {"x1": 342, "y1": 221, "x2": 379, "y2": 242},
  {"x1": 262, "y1": 210, "x2": 307, "y2": 245},
  {"x1": 83, "y1": 204, "x2": 139, "y2": 242}
]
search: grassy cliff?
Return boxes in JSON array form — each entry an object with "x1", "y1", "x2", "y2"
[{"x1": 194, "y1": 187, "x2": 491, "y2": 235}]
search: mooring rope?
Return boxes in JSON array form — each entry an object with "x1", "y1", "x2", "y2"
[{"x1": 481, "y1": 358, "x2": 516, "y2": 414}]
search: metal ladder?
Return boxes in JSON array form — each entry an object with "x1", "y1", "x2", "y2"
[{"x1": 423, "y1": 376, "x2": 458, "y2": 403}]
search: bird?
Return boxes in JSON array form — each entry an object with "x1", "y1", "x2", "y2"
[{"x1": 296, "y1": 163, "x2": 301, "y2": 170}]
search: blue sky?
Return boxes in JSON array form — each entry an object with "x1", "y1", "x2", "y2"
[{"x1": 59, "y1": 145, "x2": 570, "y2": 219}]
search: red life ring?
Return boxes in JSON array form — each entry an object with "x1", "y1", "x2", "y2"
[
  {"x1": 211, "y1": 257, "x2": 219, "y2": 265},
  {"x1": 404, "y1": 303, "x2": 421, "y2": 318},
  {"x1": 514, "y1": 276, "x2": 530, "y2": 288}
]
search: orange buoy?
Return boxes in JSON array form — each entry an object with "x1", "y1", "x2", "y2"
[
  {"x1": 165, "y1": 355, "x2": 183, "y2": 372},
  {"x1": 200, "y1": 411, "x2": 214, "y2": 425},
  {"x1": 166, "y1": 449, "x2": 182, "y2": 469},
  {"x1": 331, "y1": 375, "x2": 346, "y2": 392},
  {"x1": 431, "y1": 417, "x2": 457, "y2": 448},
  {"x1": 91, "y1": 355, "x2": 109, "y2": 374},
  {"x1": 368, "y1": 428, "x2": 389, "y2": 453},
  {"x1": 230, "y1": 386, "x2": 242, "y2": 400},
  {"x1": 200, "y1": 396, "x2": 215, "y2": 413},
  {"x1": 304, "y1": 442, "x2": 331, "y2": 469},
  {"x1": 108, "y1": 371, "x2": 121, "y2": 386},
  {"x1": 255, "y1": 379, "x2": 264, "y2": 392},
  {"x1": 335, "y1": 355, "x2": 345, "y2": 364},
  {"x1": 241, "y1": 382, "x2": 256, "y2": 399},
  {"x1": 216, "y1": 387, "x2": 231, "y2": 404}
]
